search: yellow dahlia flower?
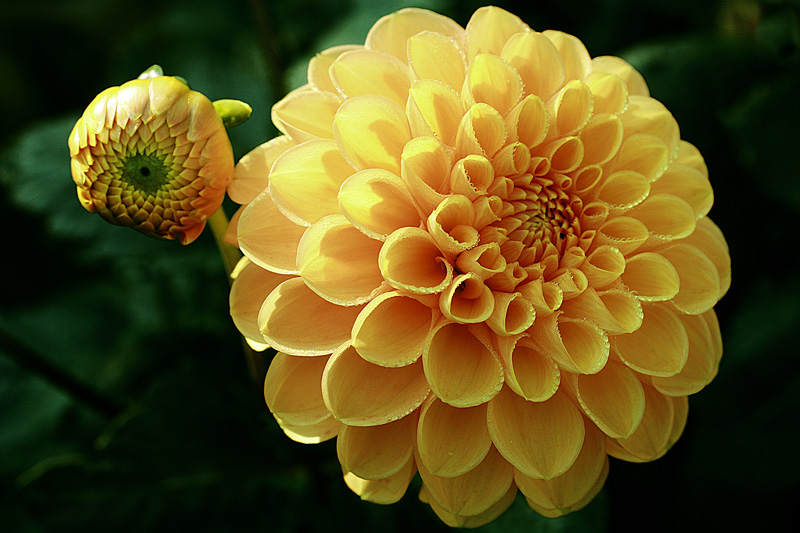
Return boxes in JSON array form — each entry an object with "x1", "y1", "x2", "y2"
[
  {"x1": 228, "y1": 6, "x2": 730, "y2": 527},
  {"x1": 69, "y1": 69, "x2": 235, "y2": 244}
]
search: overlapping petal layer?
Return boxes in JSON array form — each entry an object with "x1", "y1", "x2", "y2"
[{"x1": 227, "y1": 5, "x2": 730, "y2": 527}]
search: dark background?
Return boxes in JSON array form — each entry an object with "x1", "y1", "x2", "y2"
[{"x1": 1, "y1": 0, "x2": 798, "y2": 531}]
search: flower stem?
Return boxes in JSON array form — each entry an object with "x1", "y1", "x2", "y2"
[{"x1": 207, "y1": 207, "x2": 241, "y2": 281}]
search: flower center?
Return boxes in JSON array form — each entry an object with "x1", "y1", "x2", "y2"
[{"x1": 120, "y1": 152, "x2": 171, "y2": 196}]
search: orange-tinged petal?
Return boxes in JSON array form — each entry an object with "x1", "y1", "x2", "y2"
[
  {"x1": 517, "y1": 278, "x2": 563, "y2": 318},
  {"x1": 492, "y1": 142, "x2": 531, "y2": 177},
  {"x1": 322, "y1": 342, "x2": 430, "y2": 426},
  {"x1": 596, "y1": 170, "x2": 650, "y2": 210},
  {"x1": 439, "y1": 273, "x2": 495, "y2": 324},
  {"x1": 505, "y1": 94, "x2": 549, "y2": 148},
  {"x1": 536, "y1": 135, "x2": 584, "y2": 173},
  {"x1": 449, "y1": 155, "x2": 495, "y2": 200},
  {"x1": 527, "y1": 311, "x2": 609, "y2": 375},
  {"x1": 542, "y1": 30, "x2": 592, "y2": 83},
  {"x1": 660, "y1": 243, "x2": 721, "y2": 315},
  {"x1": 581, "y1": 244, "x2": 626, "y2": 288},
  {"x1": 338, "y1": 168, "x2": 421, "y2": 241},
  {"x1": 416, "y1": 397, "x2": 492, "y2": 478},
  {"x1": 502, "y1": 31, "x2": 565, "y2": 100},
  {"x1": 268, "y1": 139, "x2": 354, "y2": 226},
  {"x1": 417, "y1": 445, "x2": 515, "y2": 517},
  {"x1": 610, "y1": 133, "x2": 670, "y2": 183},
  {"x1": 406, "y1": 79, "x2": 463, "y2": 146},
  {"x1": 455, "y1": 242, "x2": 506, "y2": 280},
  {"x1": 591, "y1": 55, "x2": 649, "y2": 97},
  {"x1": 651, "y1": 162, "x2": 713, "y2": 220},
  {"x1": 344, "y1": 455, "x2": 416, "y2": 504},
  {"x1": 379, "y1": 227, "x2": 453, "y2": 294},
  {"x1": 366, "y1": 7, "x2": 465, "y2": 64},
  {"x1": 407, "y1": 30, "x2": 466, "y2": 90},
  {"x1": 462, "y1": 53, "x2": 524, "y2": 116},
  {"x1": 337, "y1": 415, "x2": 416, "y2": 480},
  {"x1": 465, "y1": 6, "x2": 528, "y2": 59},
  {"x1": 264, "y1": 352, "x2": 330, "y2": 427},
  {"x1": 274, "y1": 414, "x2": 340, "y2": 444},
  {"x1": 330, "y1": 49, "x2": 412, "y2": 106},
  {"x1": 549, "y1": 79, "x2": 593, "y2": 136},
  {"x1": 606, "y1": 385, "x2": 677, "y2": 462},
  {"x1": 228, "y1": 135, "x2": 295, "y2": 204},
  {"x1": 576, "y1": 361, "x2": 645, "y2": 439},
  {"x1": 580, "y1": 113, "x2": 623, "y2": 166},
  {"x1": 621, "y1": 252, "x2": 681, "y2": 302},
  {"x1": 238, "y1": 189, "x2": 306, "y2": 275},
  {"x1": 487, "y1": 387, "x2": 585, "y2": 479},
  {"x1": 487, "y1": 291, "x2": 535, "y2": 336},
  {"x1": 516, "y1": 419, "x2": 608, "y2": 517},
  {"x1": 679, "y1": 217, "x2": 731, "y2": 300},
  {"x1": 561, "y1": 288, "x2": 643, "y2": 335},
  {"x1": 620, "y1": 95, "x2": 680, "y2": 158},
  {"x1": 259, "y1": 278, "x2": 363, "y2": 355},
  {"x1": 427, "y1": 194, "x2": 479, "y2": 256},
  {"x1": 400, "y1": 135, "x2": 451, "y2": 217},
  {"x1": 423, "y1": 322, "x2": 504, "y2": 407},
  {"x1": 629, "y1": 193, "x2": 696, "y2": 242},
  {"x1": 351, "y1": 291, "x2": 434, "y2": 367},
  {"x1": 296, "y1": 215, "x2": 384, "y2": 306},
  {"x1": 334, "y1": 94, "x2": 411, "y2": 174},
  {"x1": 497, "y1": 337, "x2": 560, "y2": 402},
  {"x1": 230, "y1": 258, "x2": 292, "y2": 345},
  {"x1": 422, "y1": 482, "x2": 517, "y2": 528},
  {"x1": 308, "y1": 44, "x2": 362, "y2": 93},
  {"x1": 595, "y1": 216, "x2": 649, "y2": 255},
  {"x1": 271, "y1": 86, "x2": 341, "y2": 143},
  {"x1": 615, "y1": 303, "x2": 688, "y2": 377}
]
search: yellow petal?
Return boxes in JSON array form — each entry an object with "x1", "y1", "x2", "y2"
[
  {"x1": 330, "y1": 49, "x2": 412, "y2": 106},
  {"x1": 680, "y1": 217, "x2": 731, "y2": 299},
  {"x1": 660, "y1": 243, "x2": 721, "y2": 315},
  {"x1": 675, "y1": 139, "x2": 708, "y2": 175},
  {"x1": 427, "y1": 194, "x2": 479, "y2": 256},
  {"x1": 487, "y1": 291, "x2": 535, "y2": 336},
  {"x1": 576, "y1": 361, "x2": 645, "y2": 439},
  {"x1": 620, "y1": 252, "x2": 681, "y2": 302},
  {"x1": 579, "y1": 113, "x2": 623, "y2": 166},
  {"x1": 517, "y1": 278, "x2": 563, "y2": 318},
  {"x1": 465, "y1": 6, "x2": 528, "y2": 59},
  {"x1": 630, "y1": 193, "x2": 697, "y2": 243},
  {"x1": 492, "y1": 142, "x2": 531, "y2": 177},
  {"x1": 229, "y1": 258, "x2": 292, "y2": 345},
  {"x1": 543, "y1": 30, "x2": 592, "y2": 83},
  {"x1": 449, "y1": 155, "x2": 495, "y2": 200},
  {"x1": 581, "y1": 244, "x2": 626, "y2": 287},
  {"x1": 610, "y1": 133, "x2": 670, "y2": 183},
  {"x1": 591, "y1": 55, "x2": 649, "y2": 97},
  {"x1": 417, "y1": 397, "x2": 492, "y2": 478},
  {"x1": 620, "y1": 95, "x2": 680, "y2": 158},
  {"x1": 407, "y1": 30, "x2": 466, "y2": 91},
  {"x1": 296, "y1": 215, "x2": 384, "y2": 306},
  {"x1": 527, "y1": 311, "x2": 609, "y2": 375},
  {"x1": 308, "y1": 44, "x2": 362, "y2": 93},
  {"x1": 505, "y1": 94, "x2": 549, "y2": 148},
  {"x1": 516, "y1": 419, "x2": 608, "y2": 517},
  {"x1": 455, "y1": 103, "x2": 507, "y2": 160},
  {"x1": 462, "y1": 54, "x2": 523, "y2": 116},
  {"x1": 400, "y1": 135, "x2": 451, "y2": 217},
  {"x1": 333, "y1": 94, "x2": 411, "y2": 175},
  {"x1": 379, "y1": 227, "x2": 453, "y2": 294},
  {"x1": 561, "y1": 288, "x2": 643, "y2": 335},
  {"x1": 417, "y1": 445, "x2": 515, "y2": 517},
  {"x1": 322, "y1": 342, "x2": 430, "y2": 426},
  {"x1": 536, "y1": 135, "x2": 584, "y2": 173},
  {"x1": 264, "y1": 352, "x2": 330, "y2": 427},
  {"x1": 228, "y1": 135, "x2": 295, "y2": 204},
  {"x1": 651, "y1": 162, "x2": 713, "y2": 220},
  {"x1": 337, "y1": 168, "x2": 420, "y2": 241},
  {"x1": 259, "y1": 278, "x2": 363, "y2": 355},
  {"x1": 501, "y1": 31, "x2": 565, "y2": 100},
  {"x1": 366, "y1": 7, "x2": 465, "y2": 64},
  {"x1": 344, "y1": 455, "x2": 416, "y2": 504},
  {"x1": 274, "y1": 414, "x2": 340, "y2": 444},
  {"x1": 238, "y1": 189, "x2": 306, "y2": 275},
  {"x1": 651, "y1": 310, "x2": 722, "y2": 396},
  {"x1": 438, "y1": 273, "x2": 495, "y2": 323},
  {"x1": 268, "y1": 139, "x2": 355, "y2": 226},
  {"x1": 596, "y1": 170, "x2": 650, "y2": 211},
  {"x1": 548, "y1": 79, "x2": 593, "y2": 136},
  {"x1": 423, "y1": 322, "x2": 504, "y2": 407},
  {"x1": 606, "y1": 385, "x2": 677, "y2": 462},
  {"x1": 406, "y1": 79, "x2": 464, "y2": 146},
  {"x1": 271, "y1": 86, "x2": 341, "y2": 143},
  {"x1": 497, "y1": 337, "x2": 560, "y2": 402},
  {"x1": 351, "y1": 291, "x2": 434, "y2": 367},
  {"x1": 423, "y1": 482, "x2": 517, "y2": 528},
  {"x1": 455, "y1": 243, "x2": 507, "y2": 280},
  {"x1": 487, "y1": 387, "x2": 585, "y2": 479},
  {"x1": 615, "y1": 303, "x2": 688, "y2": 377},
  {"x1": 337, "y1": 415, "x2": 416, "y2": 480},
  {"x1": 595, "y1": 216, "x2": 649, "y2": 255},
  {"x1": 585, "y1": 71, "x2": 629, "y2": 115}
]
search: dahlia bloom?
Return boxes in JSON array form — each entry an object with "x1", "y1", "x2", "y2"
[
  {"x1": 228, "y1": 6, "x2": 730, "y2": 527},
  {"x1": 69, "y1": 70, "x2": 235, "y2": 244}
]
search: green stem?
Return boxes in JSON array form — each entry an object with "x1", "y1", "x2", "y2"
[{"x1": 207, "y1": 207, "x2": 241, "y2": 280}]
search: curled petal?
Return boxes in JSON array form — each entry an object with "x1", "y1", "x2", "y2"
[
  {"x1": 549, "y1": 80, "x2": 593, "y2": 136},
  {"x1": 272, "y1": 87, "x2": 341, "y2": 143},
  {"x1": 463, "y1": 53, "x2": 524, "y2": 116},
  {"x1": 629, "y1": 193, "x2": 696, "y2": 242},
  {"x1": 265, "y1": 352, "x2": 330, "y2": 427},
  {"x1": 502, "y1": 31, "x2": 565, "y2": 100},
  {"x1": 268, "y1": 139, "x2": 355, "y2": 226},
  {"x1": 597, "y1": 170, "x2": 650, "y2": 210},
  {"x1": 621, "y1": 252, "x2": 681, "y2": 302},
  {"x1": 576, "y1": 361, "x2": 645, "y2": 439},
  {"x1": 450, "y1": 155, "x2": 495, "y2": 200},
  {"x1": 527, "y1": 312, "x2": 609, "y2": 375},
  {"x1": 679, "y1": 217, "x2": 731, "y2": 299},
  {"x1": 542, "y1": 30, "x2": 592, "y2": 83},
  {"x1": 606, "y1": 385, "x2": 678, "y2": 462},
  {"x1": 427, "y1": 194, "x2": 479, "y2": 255},
  {"x1": 561, "y1": 288, "x2": 643, "y2": 335},
  {"x1": 439, "y1": 273, "x2": 495, "y2": 323},
  {"x1": 423, "y1": 322, "x2": 504, "y2": 407},
  {"x1": 580, "y1": 113, "x2": 623, "y2": 166},
  {"x1": 228, "y1": 135, "x2": 295, "y2": 204},
  {"x1": 337, "y1": 415, "x2": 416, "y2": 480},
  {"x1": 456, "y1": 103, "x2": 507, "y2": 160},
  {"x1": 238, "y1": 190, "x2": 306, "y2": 274},
  {"x1": 274, "y1": 414, "x2": 341, "y2": 444},
  {"x1": 322, "y1": 342, "x2": 430, "y2": 426},
  {"x1": 595, "y1": 216, "x2": 649, "y2": 255},
  {"x1": 379, "y1": 227, "x2": 454, "y2": 294},
  {"x1": 456, "y1": 243, "x2": 506, "y2": 280},
  {"x1": 259, "y1": 278, "x2": 363, "y2": 355},
  {"x1": 505, "y1": 94, "x2": 549, "y2": 148},
  {"x1": 308, "y1": 44, "x2": 362, "y2": 93},
  {"x1": 417, "y1": 397, "x2": 492, "y2": 478},
  {"x1": 537, "y1": 136, "x2": 584, "y2": 173},
  {"x1": 487, "y1": 291, "x2": 535, "y2": 336},
  {"x1": 408, "y1": 30, "x2": 466, "y2": 91},
  {"x1": 334, "y1": 94, "x2": 411, "y2": 174},
  {"x1": 660, "y1": 243, "x2": 721, "y2": 315},
  {"x1": 465, "y1": 6, "x2": 529, "y2": 58},
  {"x1": 585, "y1": 71, "x2": 628, "y2": 115},
  {"x1": 417, "y1": 445, "x2": 515, "y2": 517},
  {"x1": 610, "y1": 133, "x2": 670, "y2": 183},
  {"x1": 400, "y1": 136, "x2": 451, "y2": 217},
  {"x1": 620, "y1": 95, "x2": 680, "y2": 158},
  {"x1": 330, "y1": 49, "x2": 412, "y2": 106},
  {"x1": 366, "y1": 7, "x2": 465, "y2": 64},
  {"x1": 352, "y1": 291, "x2": 434, "y2": 367},
  {"x1": 422, "y1": 482, "x2": 517, "y2": 529},
  {"x1": 651, "y1": 162, "x2": 713, "y2": 220},
  {"x1": 492, "y1": 142, "x2": 531, "y2": 177},
  {"x1": 497, "y1": 337, "x2": 560, "y2": 402},
  {"x1": 230, "y1": 258, "x2": 292, "y2": 345},
  {"x1": 615, "y1": 303, "x2": 688, "y2": 377},
  {"x1": 591, "y1": 55, "x2": 649, "y2": 97},
  {"x1": 406, "y1": 79, "x2": 463, "y2": 146},
  {"x1": 344, "y1": 455, "x2": 416, "y2": 504},
  {"x1": 296, "y1": 215, "x2": 384, "y2": 306},
  {"x1": 516, "y1": 419, "x2": 608, "y2": 517},
  {"x1": 581, "y1": 245, "x2": 626, "y2": 288},
  {"x1": 651, "y1": 310, "x2": 723, "y2": 396},
  {"x1": 517, "y1": 278, "x2": 563, "y2": 317},
  {"x1": 338, "y1": 168, "x2": 421, "y2": 241},
  {"x1": 487, "y1": 387, "x2": 585, "y2": 479}
]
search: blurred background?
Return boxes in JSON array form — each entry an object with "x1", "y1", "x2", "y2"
[{"x1": 0, "y1": 0, "x2": 797, "y2": 531}]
